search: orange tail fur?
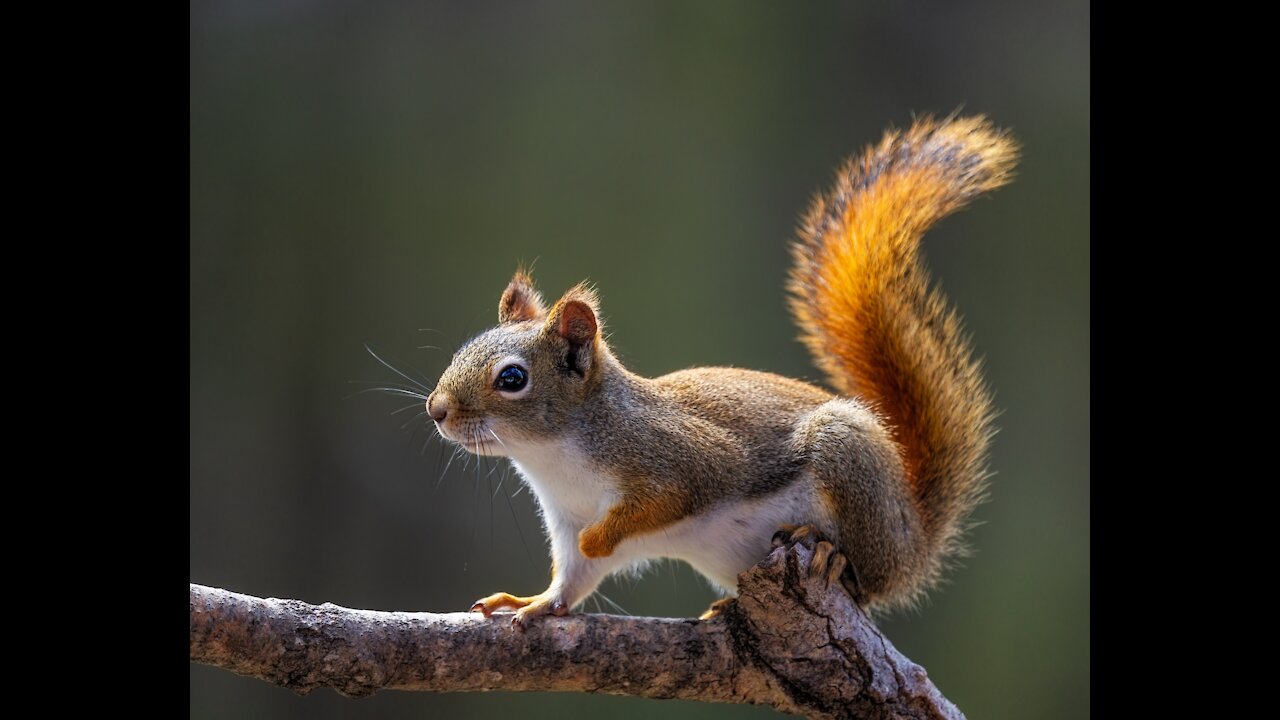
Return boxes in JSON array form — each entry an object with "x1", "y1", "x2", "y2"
[{"x1": 787, "y1": 115, "x2": 1017, "y2": 567}]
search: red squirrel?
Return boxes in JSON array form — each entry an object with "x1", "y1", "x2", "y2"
[{"x1": 426, "y1": 115, "x2": 1017, "y2": 627}]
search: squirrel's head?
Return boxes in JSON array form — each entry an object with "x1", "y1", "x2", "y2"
[{"x1": 427, "y1": 269, "x2": 608, "y2": 456}]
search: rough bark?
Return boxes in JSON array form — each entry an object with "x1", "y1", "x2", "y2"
[{"x1": 190, "y1": 538, "x2": 962, "y2": 719}]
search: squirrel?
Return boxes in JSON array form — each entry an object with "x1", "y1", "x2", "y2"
[{"x1": 425, "y1": 115, "x2": 1017, "y2": 627}]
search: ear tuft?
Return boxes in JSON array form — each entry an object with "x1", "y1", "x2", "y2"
[{"x1": 498, "y1": 269, "x2": 546, "y2": 323}]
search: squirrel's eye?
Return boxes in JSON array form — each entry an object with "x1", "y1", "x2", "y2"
[{"x1": 495, "y1": 364, "x2": 528, "y2": 393}]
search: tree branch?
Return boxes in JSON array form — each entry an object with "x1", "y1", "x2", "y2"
[{"x1": 190, "y1": 539, "x2": 963, "y2": 719}]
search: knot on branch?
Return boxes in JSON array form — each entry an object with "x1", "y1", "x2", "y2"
[{"x1": 725, "y1": 536, "x2": 960, "y2": 719}]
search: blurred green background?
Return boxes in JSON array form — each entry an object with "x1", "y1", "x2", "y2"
[{"x1": 190, "y1": 1, "x2": 1088, "y2": 718}]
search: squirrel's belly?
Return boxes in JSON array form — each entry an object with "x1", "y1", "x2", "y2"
[
  {"x1": 509, "y1": 439, "x2": 834, "y2": 595},
  {"x1": 623, "y1": 476, "x2": 834, "y2": 592}
]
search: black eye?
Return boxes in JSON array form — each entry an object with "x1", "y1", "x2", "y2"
[{"x1": 495, "y1": 364, "x2": 528, "y2": 393}]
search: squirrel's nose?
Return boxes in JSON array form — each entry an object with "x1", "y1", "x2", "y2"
[{"x1": 427, "y1": 393, "x2": 449, "y2": 423}]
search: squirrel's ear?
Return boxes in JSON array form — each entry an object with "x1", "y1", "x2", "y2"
[
  {"x1": 545, "y1": 284, "x2": 601, "y2": 370},
  {"x1": 499, "y1": 269, "x2": 546, "y2": 323},
  {"x1": 556, "y1": 300, "x2": 598, "y2": 347}
]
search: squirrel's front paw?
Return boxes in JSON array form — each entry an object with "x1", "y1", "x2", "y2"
[
  {"x1": 470, "y1": 591, "x2": 568, "y2": 630},
  {"x1": 512, "y1": 595, "x2": 569, "y2": 630},
  {"x1": 470, "y1": 591, "x2": 534, "y2": 617}
]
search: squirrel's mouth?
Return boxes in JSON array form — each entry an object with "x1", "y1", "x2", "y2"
[
  {"x1": 460, "y1": 437, "x2": 506, "y2": 457},
  {"x1": 434, "y1": 419, "x2": 506, "y2": 456},
  {"x1": 453, "y1": 430, "x2": 503, "y2": 456}
]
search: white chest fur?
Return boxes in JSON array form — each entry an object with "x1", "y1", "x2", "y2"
[{"x1": 509, "y1": 439, "x2": 617, "y2": 528}]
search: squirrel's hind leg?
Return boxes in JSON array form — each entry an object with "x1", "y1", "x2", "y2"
[
  {"x1": 792, "y1": 399, "x2": 928, "y2": 610},
  {"x1": 699, "y1": 524, "x2": 860, "y2": 620}
]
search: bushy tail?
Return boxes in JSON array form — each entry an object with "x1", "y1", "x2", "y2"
[{"x1": 787, "y1": 115, "x2": 1017, "y2": 579}]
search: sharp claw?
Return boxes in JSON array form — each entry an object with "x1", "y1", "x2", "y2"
[
  {"x1": 810, "y1": 540, "x2": 834, "y2": 577},
  {"x1": 789, "y1": 525, "x2": 813, "y2": 543},
  {"x1": 773, "y1": 524, "x2": 801, "y2": 547},
  {"x1": 825, "y1": 551, "x2": 848, "y2": 589}
]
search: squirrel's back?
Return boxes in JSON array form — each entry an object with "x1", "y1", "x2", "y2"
[{"x1": 788, "y1": 115, "x2": 1017, "y2": 606}]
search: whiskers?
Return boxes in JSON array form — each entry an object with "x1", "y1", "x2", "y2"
[
  {"x1": 345, "y1": 345, "x2": 432, "y2": 407},
  {"x1": 344, "y1": 384, "x2": 427, "y2": 402},
  {"x1": 350, "y1": 341, "x2": 444, "y2": 473},
  {"x1": 363, "y1": 342, "x2": 434, "y2": 394},
  {"x1": 485, "y1": 428, "x2": 535, "y2": 564},
  {"x1": 353, "y1": 340, "x2": 536, "y2": 571},
  {"x1": 585, "y1": 588, "x2": 631, "y2": 616}
]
